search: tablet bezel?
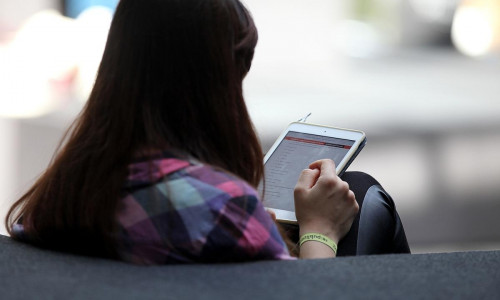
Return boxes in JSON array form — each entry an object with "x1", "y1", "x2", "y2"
[{"x1": 262, "y1": 122, "x2": 366, "y2": 224}]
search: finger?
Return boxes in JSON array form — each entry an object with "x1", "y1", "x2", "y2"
[
  {"x1": 337, "y1": 180, "x2": 350, "y2": 194},
  {"x1": 309, "y1": 159, "x2": 337, "y2": 179},
  {"x1": 266, "y1": 209, "x2": 277, "y2": 221},
  {"x1": 352, "y1": 197, "x2": 360, "y2": 214},
  {"x1": 295, "y1": 168, "x2": 320, "y2": 191},
  {"x1": 309, "y1": 159, "x2": 338, "y2": 193},
  {"x1": 347, "y1": 190, "x2": 356, "y2": 203}
]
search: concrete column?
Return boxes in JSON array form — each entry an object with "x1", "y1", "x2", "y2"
[{"x1": 0, "y1": 118, "x2": 17, "y2": 235}]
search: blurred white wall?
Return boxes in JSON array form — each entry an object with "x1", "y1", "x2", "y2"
[{"x1": 0, "y1": 119, "x2": 16, "y2": 234}]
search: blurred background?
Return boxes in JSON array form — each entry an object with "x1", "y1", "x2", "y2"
[{"x1": 1, "y1": 0, "x2": 499, "y2": 253}]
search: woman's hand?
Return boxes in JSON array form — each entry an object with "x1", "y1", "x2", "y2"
[
  {"x1": 266, "y1": 209, "x2": 277, "y2": 222},
  {"x1": 294, "y1": 159, "x2": 359, "y2": 258}
]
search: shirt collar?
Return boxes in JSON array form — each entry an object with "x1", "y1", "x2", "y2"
[{"x1": 124, "y1": 150, "x2": 194, "y2": 189}]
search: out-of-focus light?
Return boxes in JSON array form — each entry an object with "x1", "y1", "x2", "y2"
[
  {"x1": 0, "y1": 10, "x2": 77, "y2": 118},
  {"x1": 0, "y1": 6, "x2": 113, "y2": 118},
  {"x1": 452, "y1": 0, "x2": 500, "y2": 57},
  {"x1": 452, "y1": 7, "x2": 493, "y2": 56}
]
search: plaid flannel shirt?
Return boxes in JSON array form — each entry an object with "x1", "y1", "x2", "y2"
[{"x1": 117, "y1": 151, "x2": 293, "y2": 264}]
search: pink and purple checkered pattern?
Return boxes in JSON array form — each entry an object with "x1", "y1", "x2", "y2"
[{"x1": 116, "y1": 151, "x2": 293, "y2": 264}]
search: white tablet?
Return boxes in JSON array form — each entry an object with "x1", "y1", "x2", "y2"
[{"x1": 260, "y1": 122, "x2": 366, "y2": 224}]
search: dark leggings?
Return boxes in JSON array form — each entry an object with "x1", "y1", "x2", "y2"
[{"x1": 281, "y1": 171, "x2": 411, "y2": 256}]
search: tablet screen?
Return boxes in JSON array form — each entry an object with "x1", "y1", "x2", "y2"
[{"x1": 262, "y1": 131, "x2": 355, "y2": 212}]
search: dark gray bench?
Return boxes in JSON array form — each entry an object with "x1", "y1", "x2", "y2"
[{"x1": 1, "y1": 234, "x2": 499, "y2": 299}]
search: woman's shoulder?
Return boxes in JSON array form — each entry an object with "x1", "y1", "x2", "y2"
[{"x1": 117, "y1": 151, "x2": 273, "y2": 264}]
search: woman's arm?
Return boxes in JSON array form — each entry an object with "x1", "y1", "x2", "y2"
[{"x1": 294, "y1": 159, "x2": 359, "y2": 259}]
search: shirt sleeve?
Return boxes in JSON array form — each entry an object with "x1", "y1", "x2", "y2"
[{"x1": 201, "y1": 193, "x2": 295, "y2": 262}]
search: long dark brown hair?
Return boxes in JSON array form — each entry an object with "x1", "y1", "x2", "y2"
[{"x1": 5, "y1": 0, "x2": 265, "y2": 258}]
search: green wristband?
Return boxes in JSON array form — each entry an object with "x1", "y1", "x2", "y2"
[{"x1": 299, "y1": 233, "x2": 337, "y2": 254}]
